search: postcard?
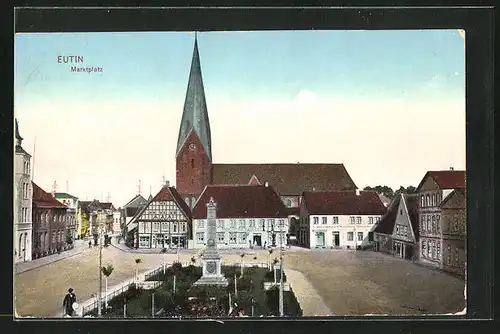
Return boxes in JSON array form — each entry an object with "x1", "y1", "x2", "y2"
[{"x1": 14, "y1": 27, "x2": 466, "y2": 319}]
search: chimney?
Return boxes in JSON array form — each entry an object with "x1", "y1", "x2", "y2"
[
  {"x1": 265, "y1": 182, "x2": 269, "y2": 187},
  {"x1": 165, "y1": 180, "x2": 170, "y2": 187},
  {"x1": 355, "y1": 189, "x2": 361, "y2": 196},
  {"x1": 450, "y1": 167, "x2": 454, "y2": 171}
]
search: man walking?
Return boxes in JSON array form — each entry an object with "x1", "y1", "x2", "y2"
[{"x1": 63, "y1": 288, "x2": 77, "y2": 317}]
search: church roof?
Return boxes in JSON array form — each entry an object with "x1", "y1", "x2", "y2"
[
  {"x1": 15, "y1": 118, "x2": 23, "y2": 141},
  {"x1": 176, "y1": 34, "x2": 212, "y2": 161},
  {"x1": 302, "y1": 190, "x2": 386, "y2": 216},
  {"x1": 212, "y1": 163, "x2": 357, "y2": 196},
  {"x1": 416, "y1": 170, "x2": 466, "y2": 191},
  {"x1": 32, "y1": 182, "x2": 67, "y2": 209},
  {"x1": 191, "y1": 184, "x2": 289, "y2": 219}
]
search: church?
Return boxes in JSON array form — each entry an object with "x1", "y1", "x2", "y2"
[{"x1": 175, "y1": 34, "x2": 359, "y2": 231}]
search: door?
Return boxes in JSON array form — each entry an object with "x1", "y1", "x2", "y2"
[
  {"x1": 333, "y1": 232, "x2": 340, "y2": 247},
  {"x1": 253, "y1": 235, "x2": 262, "y2": 247},
  {"x1": 316, "y1": 232, "x2": 325, "y2": 248}
]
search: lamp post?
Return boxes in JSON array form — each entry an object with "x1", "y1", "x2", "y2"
[
  {"x1": 97, "y1": 222, "x2": 104, "y2": 317},
  {"x1": 278, "y1": 219, "x2": 284, "y2": 317}
]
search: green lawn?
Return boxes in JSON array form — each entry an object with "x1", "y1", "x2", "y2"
[{"x1": 94, "y1": 263, "x2": 302, "y2": 318}]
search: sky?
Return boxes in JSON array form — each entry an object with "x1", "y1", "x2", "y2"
[{"x1": 14, "y1": 30, "x2": 466, "y2": 207}]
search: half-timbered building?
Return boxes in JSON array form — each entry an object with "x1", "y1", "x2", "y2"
[{"x1": 127, "y1": 186, "x2": 191, "y2": 249}]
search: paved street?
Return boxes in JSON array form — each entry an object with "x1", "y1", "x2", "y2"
[{"x1": 14, "y1": 246, "x2": 465, "y2": 317}]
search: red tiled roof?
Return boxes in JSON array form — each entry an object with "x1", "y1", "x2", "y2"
[
  {"x1": 32, "y1": 182, "x2": 67, "y2": 208},
  {"x1": 303, "y1": 190, "x2": 386, "y2": 216},
  {"x1": 417, "y1": 170, "x2": 466, "y2": 191},
  {"x1": 151, "y1": 186, "x2": 192, "y2": 219},
  {"x1": 212, "y1": 163, "x2": 358, "y2": 195},
  {"x1": 192, "y1": 184, "x2": 288, "y2": 219}
]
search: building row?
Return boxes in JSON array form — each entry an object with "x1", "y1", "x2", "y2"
[
  {"x1": 14, "y1": 119, "x2": 121, "y2": 262},
  {"x1": 373, "y1": 169, "x2": 466, "y2": 277}
]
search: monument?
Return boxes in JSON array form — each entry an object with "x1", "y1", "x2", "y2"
[{"x1": 193, "y1": 197, "x2": 228, "y2": 286}]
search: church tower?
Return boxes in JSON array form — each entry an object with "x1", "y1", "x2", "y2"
[{"x1": 176, "y1": 33, "x2": 213, "y2": 208}]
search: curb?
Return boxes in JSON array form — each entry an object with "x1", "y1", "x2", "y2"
[{"x1": 15, "y1": 247, "x2": 88, "y2": 275}]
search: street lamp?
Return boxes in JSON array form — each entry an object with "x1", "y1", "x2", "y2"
[
  {"x1": 97, "y1": 222, "x2": 104, "y2": 317},
  {"x1": 278, "y1": 218, "x2": 284, "y2": 317}
]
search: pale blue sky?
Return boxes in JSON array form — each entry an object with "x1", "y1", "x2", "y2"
[
  {"x1": 15, "y1": 30, "x2": 464, "y2": 104},
  {"x1": 14, "y1": 30, "x2": 466, "y2": 207}
]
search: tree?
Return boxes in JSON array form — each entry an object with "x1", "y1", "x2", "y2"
[
  {"x1": 364, "y1": 185, "x2": 394, "y2": 199},
  {"x1": 395, "y1": 185, "x2": 417, "y2": 197},
  {"x1": 240, "y1": 253, "x2": 245, "y2": 278},
  {"x1": 134, "y1": 258, "x2": 142, "y2": 281},
  {"x1": 101, "y1": 264, "x2": 114, "y2": 310}
]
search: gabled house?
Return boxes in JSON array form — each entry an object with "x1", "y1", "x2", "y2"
[
  {"x1": 299, "y1": 190, "x2": 386, "y2": 249},
  {"x1": 191, "y1": 184, "x2": 289, "y2": 249},
  {"x1": 54, "y1": 192, "x2": 79, "y2": 238},
  {"x1": 416, "y1": 169, "x2": 466, "y2": 275},
  {"x1": 374, "y1": 193, "x2": 419, "y2": 260},
  {"x1": 121, "y1": 194, "x2": 148, "y2": 238},
  {"x1": 127, "y1": 186, "x2": 191, "y2": 249}
]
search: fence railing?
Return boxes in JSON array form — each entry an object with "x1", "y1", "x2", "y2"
[{"x1": 82, "y1": 280, "x2": 135, "y2": 316}]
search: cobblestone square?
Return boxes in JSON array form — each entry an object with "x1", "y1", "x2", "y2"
[{"x1": 14, "y1": 246, "x2": 465, "y2": 317}]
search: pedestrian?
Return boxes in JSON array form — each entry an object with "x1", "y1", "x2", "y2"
[
  {"x1": 63, "y1": 288, "x2": 77, "y2": 317},
  {"x1": 88, "y1": 240, "x2": 92, "y2": 248}
]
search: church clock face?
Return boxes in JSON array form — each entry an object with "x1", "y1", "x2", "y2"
[
  {"x1": 206, "y1": 261, "x2": 216, "y2": 274},
  {"x1": 189, "y1": 143, "x2": 196, "y2": 151}
]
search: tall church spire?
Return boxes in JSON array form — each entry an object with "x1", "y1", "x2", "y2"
[{"x1": 176, "y1": 32, "x2": 212, "y2": 161}]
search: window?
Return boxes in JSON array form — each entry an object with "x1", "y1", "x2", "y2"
[
  {"x1": 357, "y1": 232, "x2": 363, "y2": 241},
  {"x1": 356, "y1": 217, "x2": 362, "y2": 224},
  {"x1": 426, "y1": 195, "x2": 430, "y2": 207},
  {"x1": 139, "y1": 236, "x2": 149, "y2": 247},
  {"x1": 239, "y1": 219, "x2": 246, "y2": 229},
  {"x1": 431, "y1": 194, "x2": 436, "y2": 207},
  {"x1": 437, "y1": 241, "x2": 441, "y2": 260},
  {"x1": 217, "y1": 232, "x2": 225, "y2": 243},
  {"x1": 368, "y1": 217, "x2": 374, "y2": 224},
  {"x1": 421, "y1": 195, "x2": 425, "y2": 207},
  {"x1": 432, "y1": 216, "x2": 436, "y2": 233},
  {"x1": 447, "y1": 245, "x2": 452, "y2": 264},
  {"x1": 436, "y1": 215, "x2": 441, "y2": 233},
  {"x1": 197, "y1": 220, "x2": 204, "y2": 229},
  {"x1": 376, "y1": 217, "x2": 380, "y2": 223},
  {"x1": 230, "y1": 220, "x2": 237, "y2": 229},
  {"x1": 238, "y1": 232, "x2": 247, "y2": 244},
  {"x1": 278, "y1": 219, "x2": 285, "y2": 228},
  {"x1": 286, "y1": 199, "x2": 292, "y2": 207},
  {"x1": 173, "y1": 224, "x2": 177, "y2": 233},
  {"x1": 217, "y1": 220, "x2": 224, "y2": 229},
  {"x1": 161, "y1": 222, "x2": 167, "y2": 231},
  {"x1": 333, "y1": 217, "x2": 339, "y2": 224},
  {"x1": 427, "y1": 240, "x2": 432, "y2": 258},
  {"x1": 422, "y1": 239, "x2": 427, "y2": 256},
  {"x1": 455, "y1": 247, "x2": 459, "y2": 266},
  {"x1": 321, "y1": 217, "x2": 327, "y2": 224},
  {"x1": 249, "y1": 219, "x2": 255, "y2": 228},
  {"x1": 368, "y1": 232, "x2": 374, "y2": 242},
  {"x1": 431, "y1": 240, "x2": 436, "y2": 259},
  {"x1": 196, "y1": 232, "x2": 204, "y2": 244},
  {"x1": 313, "y1": 217, "x2": 319, "y2": 225},
  {"x1": 349, "y1": 217, "x2": 355, "y2": 224},
  {"x1": 144, "y1": 222, "x2": 151, "y2": 233},
  {"x1": 347, "y1": 232, "x2": 354, "y2": 241},
  {"x1": 229, "y1": 232, "x2": 237, "y2": 244},
  {"x1": 400, "y1": 209, "x2": 403, "y2": 215},
  {"x1": 426, "y1": 216, "x2": 430, "y2": 232},
  {"x1": 395, "y1": 225, "x2": 400, "y2": 235}
]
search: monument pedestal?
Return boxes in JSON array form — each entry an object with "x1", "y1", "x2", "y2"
[{"x1": 193, "y1": 248, "x2": 228, "y2": 286}]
